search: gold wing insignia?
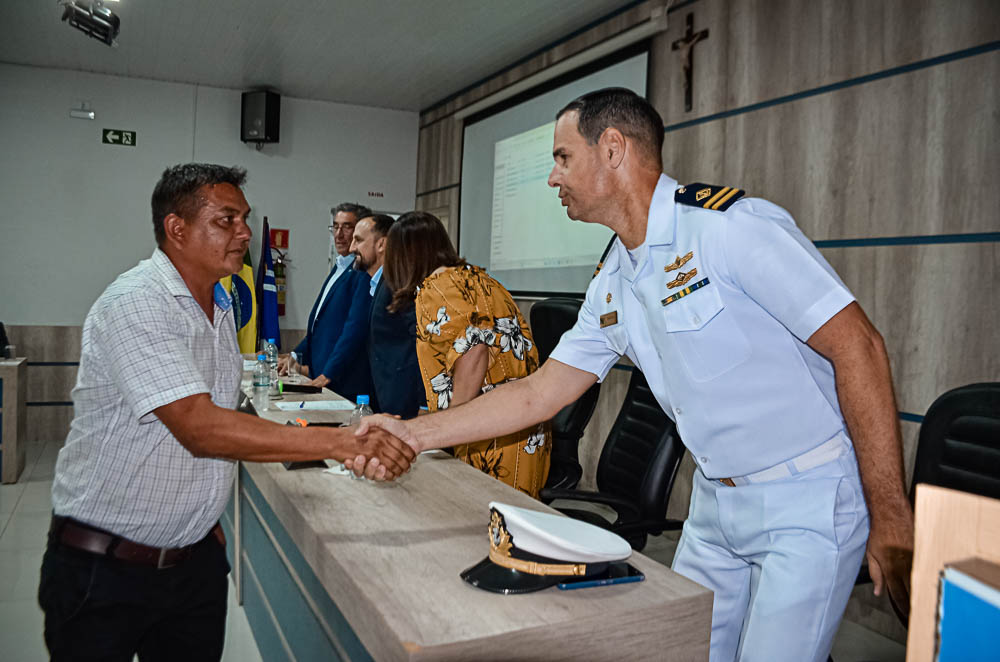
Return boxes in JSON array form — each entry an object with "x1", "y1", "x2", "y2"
[
  {"x1": 664, "y1": 251, "x2": 694, "y2": 273},
  {"x1": 667, "y1": 268, "x2": 698, "y2": 289}
]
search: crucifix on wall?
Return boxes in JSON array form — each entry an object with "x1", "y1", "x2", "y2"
[{"x1": 671, "y1": 13, "x2": 709, "y2": 112}]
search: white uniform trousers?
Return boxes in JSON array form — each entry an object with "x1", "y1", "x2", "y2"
[{"x1": 672, "y1": 438, "x2": 869, "y2": 662}]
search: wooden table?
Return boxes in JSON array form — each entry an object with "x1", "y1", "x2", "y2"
[
  {"x1": 907, "y1": 485, "x2": 1000, "y2": 661},
  {"x1": 0, "y1": 358, "x2": 27, "y2": 484},
  {"x1": 224, "y1": 375, "x2": 711, "y2": 661}
]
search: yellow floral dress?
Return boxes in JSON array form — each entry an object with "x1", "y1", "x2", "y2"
[{"x1": 415, "y1": 265, "x2": 551, "y2": 498}]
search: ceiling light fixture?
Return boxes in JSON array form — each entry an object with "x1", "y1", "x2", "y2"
[{"x1": 60, "y1": 1, "x2": 121, "y2": 48}]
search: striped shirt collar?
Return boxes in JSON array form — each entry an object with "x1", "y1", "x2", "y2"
[
  {"x1": 149, "y1": 248, "x2": 232, "y2": 316},
  {"x1": 149, "y1": 248, "x2": 193, "y2": 299}
]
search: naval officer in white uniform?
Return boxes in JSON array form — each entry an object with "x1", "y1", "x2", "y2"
[{"x1": 352, "y1": 88, "x2": 914, "y2": 661}]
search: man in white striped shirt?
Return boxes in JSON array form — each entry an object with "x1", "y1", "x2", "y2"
[{"x1": 40, "y1": 164, "x2": 414, "y2": 662}]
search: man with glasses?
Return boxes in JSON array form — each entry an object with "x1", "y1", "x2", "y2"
[{"x1": 280, "y1": 202, "x2": 374, "y2": 401}]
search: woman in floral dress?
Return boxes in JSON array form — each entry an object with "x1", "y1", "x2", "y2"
[{"x1": 382, "y1": 212, "x2": 550, "y2": 497}]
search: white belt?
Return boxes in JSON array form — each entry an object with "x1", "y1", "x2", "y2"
[{"x1": 723, "y1": 432, "x2": 851, "y2": 486}]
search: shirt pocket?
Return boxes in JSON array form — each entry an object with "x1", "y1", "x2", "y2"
[{"x1": 661, "y1": 284, "x2": 751, "y2": 382}]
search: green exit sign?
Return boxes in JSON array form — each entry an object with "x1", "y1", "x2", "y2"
[{"x1": 102, "y1": 129, "x2": 136, "y2": 147}]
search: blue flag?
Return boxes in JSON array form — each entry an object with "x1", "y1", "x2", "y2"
[{"x1": 256, "y1": 217, "x2": 280, "y2": 349}]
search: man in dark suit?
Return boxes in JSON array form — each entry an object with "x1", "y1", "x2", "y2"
[
  {"x1": 357, "y1": 215, "x2": 426, "y2": 419},
  {"x1": 282, "y1": 202, "x2": 373, "y2": 402}
]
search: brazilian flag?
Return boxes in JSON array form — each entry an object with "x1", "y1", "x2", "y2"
[{"x1": 220, "y1": 250, "x2": 257, "y2": 353}]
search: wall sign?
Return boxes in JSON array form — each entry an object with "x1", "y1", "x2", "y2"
[{"x1": 102, "y1": 129, "x2": 136, "y2": 146}]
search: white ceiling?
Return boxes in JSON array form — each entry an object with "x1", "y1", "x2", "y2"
[{"x1": 3, "y1": 0, "x2": 635, "y2": 111}]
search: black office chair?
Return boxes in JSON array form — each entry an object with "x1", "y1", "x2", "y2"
[
  {"x1": 539, "y1": 369, "x2": 685, "y2": 551},
  {"x1": 853, "y1": 382, "x2": 1000, "y2": 586},
  {"x1": 529, "y1": 297, "x2": 602, "y2": 496},
  {"x1": 909, "y1": 382, "x2": 1000, "y2": 500}
]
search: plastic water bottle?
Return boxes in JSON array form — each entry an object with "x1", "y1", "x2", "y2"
[
  {"x1": 252, "y1": 354, "x2": 270, "y2": 412},
  {"x1": 264, "y1": 338, "x2": 280, "y2": 396},
  {"x1": 349, "y1": 395, "x2": 374, "y2": 426},
  {"x1": 346, "y1": 395, "x2": 374, "y2": 480}
]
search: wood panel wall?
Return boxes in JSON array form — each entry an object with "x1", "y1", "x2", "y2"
[{"x1": 415, "y1": 0, "x2": 999, "y2": 643}]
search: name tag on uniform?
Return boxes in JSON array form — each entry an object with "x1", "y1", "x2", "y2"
[{"x1": 599, "y1": 311, "x2": 619, "y2": 328}]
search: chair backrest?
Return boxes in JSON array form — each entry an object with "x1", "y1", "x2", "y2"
[
  {"x1": 529, "y1": 298, "x2": 602, "y2": 460},
  {"x1": 911, "y1": 382, "x2": 1000, "y2": 501},
  {"x1": 529, "y1": 297, "x2": 584, "y2": 363},
  {"x1": 596, "y1": 369, "x2": 684, "y2": 521}
]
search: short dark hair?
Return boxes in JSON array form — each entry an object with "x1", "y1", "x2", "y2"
[
  {"x1": 556, "y1": 88, "x2": 664, "y2": 169},
  {"x1": 331, "y1": 202, "x2": 373, "y2": 220},
  {"x1": 383, "y1": 211, "x2": 464, "y2": 313},
  {"x1": 361, "y1": 213, "x2": 395, "y2": 238},
  {"x1": 151, "y1": 163, "x2": 247, "y2": 246}
]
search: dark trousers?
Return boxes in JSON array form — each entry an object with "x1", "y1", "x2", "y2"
[{"x1": 38, "y1": 525, "x2": 230, "y2": 662}]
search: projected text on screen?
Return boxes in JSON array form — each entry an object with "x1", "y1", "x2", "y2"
[{"x1": 489, "y1": 122, "x2": 611, "y2": 272}]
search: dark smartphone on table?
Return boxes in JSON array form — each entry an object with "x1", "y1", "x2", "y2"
[{"x1": 557, "y1": 563, "x2": 645, "y2": 590}]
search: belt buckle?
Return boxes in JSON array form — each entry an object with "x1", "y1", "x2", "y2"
[{"x1": 157, "y1": 548, "x2": 173, "y2": 569}]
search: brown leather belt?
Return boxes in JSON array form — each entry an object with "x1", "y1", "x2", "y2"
[{"x1": 50, "y1": 515, "x2": 219, "y2": 569}]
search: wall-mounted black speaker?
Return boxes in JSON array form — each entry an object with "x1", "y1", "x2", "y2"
[{"x1": 241, "y1": 91, "x2": 280, "y2": 144}]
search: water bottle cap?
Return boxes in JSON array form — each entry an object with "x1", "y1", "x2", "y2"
[
  {"x1": 268, "y1": 338, "x2": 276, "y2": 344},
  {"x1": 356, "y1": 395, "x2": 370, "y2": 405},
  {"x1": 257, "y1": 354, "x2": 266, "y2": 360}
]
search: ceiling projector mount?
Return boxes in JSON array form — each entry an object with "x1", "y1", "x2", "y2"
[{"x1": 60, "y1": 0, "x2": 120, "y2": 47}]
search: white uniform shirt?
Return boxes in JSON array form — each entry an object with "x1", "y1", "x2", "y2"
[
  {"x1": 52, "y1": 249, "x2": 242, "y2": 547},
  {"x1": 551, "y1": 174, "x2": 856, "y2": 478}
]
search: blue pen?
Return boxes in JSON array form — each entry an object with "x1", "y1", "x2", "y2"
[
  {"x1": 557, "y1": 574, "x2": 644, "y2": 590},
  {"x1": 299, "y1": 401, "x2": 305, "y2": 408}
]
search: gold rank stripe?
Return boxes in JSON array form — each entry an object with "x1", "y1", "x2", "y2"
[
  {"x1": 703, "y1": 187, "x2": 730, "y2": 209},
  {"x1": 661, "y1": 277, "x2": 710, "y2": 306},
  {"x1": 711, "y1": 187, "x2": 741, "y2": 210}
]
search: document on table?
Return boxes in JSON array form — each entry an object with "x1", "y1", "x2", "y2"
[{"x1": 274, "y1": 400, "x2": 356, "y2": 411}]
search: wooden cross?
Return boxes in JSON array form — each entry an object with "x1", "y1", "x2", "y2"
[{"x1": 671, "y1": 13, "x2": 709, "y2": 112}]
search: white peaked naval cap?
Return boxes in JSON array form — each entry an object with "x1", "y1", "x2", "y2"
[
  {"x1": 491, "y1": 502, "x2": 632, "y2": 562},
  {"x1": 460, "y1": 501, "x2": 633, "y2": 594}
]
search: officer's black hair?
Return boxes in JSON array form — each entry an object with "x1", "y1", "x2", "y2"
[
  {"x1": 151, "y1": 163, "x2": 248, "y2": 246},
  {"x1": 557, "y1": 88, "x2": 664, "y2": 169},
  {"x1": 361, "y1": 213, "x2": 395, "y2": 238}
]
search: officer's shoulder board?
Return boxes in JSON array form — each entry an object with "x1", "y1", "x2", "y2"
[{"x1": 675, "y1": 183, "x2": 745, "y2": 212}]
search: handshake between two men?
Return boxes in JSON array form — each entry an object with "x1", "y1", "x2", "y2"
[
  {"x1": 343, "y1": 416, "x2": 419, "y2": 480},
  {"x1": 344, "y1": 421, "x2": 417, "y2": 480}
]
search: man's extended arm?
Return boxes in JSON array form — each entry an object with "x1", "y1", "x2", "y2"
[
  {"x1": 356, "y1": 358, "x2": 597, "y2": 452},
  {"x1": 155, "y1": 393, "x2": 415, "y2": 478},
  {"x1": 807, "y1": 301, "x2": 914, "y2": 617}
]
